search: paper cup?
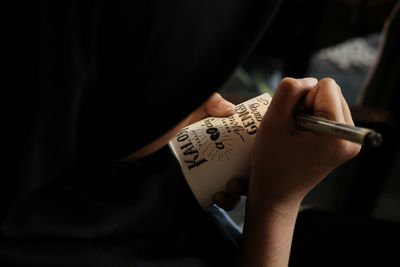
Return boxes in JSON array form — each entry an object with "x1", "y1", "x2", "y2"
[{"x1": 168, "y1": 93, "x2": 272, "y2": 209}]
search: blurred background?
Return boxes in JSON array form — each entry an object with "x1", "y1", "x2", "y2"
[{"x1": 215, "y1": 1, "x2": 399, "y2": 261}]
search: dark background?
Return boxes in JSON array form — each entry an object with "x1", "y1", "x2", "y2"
[{"x1": 219, "y1": 0, "x2": 400, "y2": 265}]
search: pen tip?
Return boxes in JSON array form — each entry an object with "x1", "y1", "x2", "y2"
[{"x1": 364, "y1": 132, "x2": 383, "y2": 147}]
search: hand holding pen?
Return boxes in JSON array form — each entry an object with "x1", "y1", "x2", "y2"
[
  {"x1": 243, "y1": 77, "x2": 364, "y2": 266},
  {"x1": 296, "y1": 114, "x2": 382, "y2": 147},
  {"x1": 294, "y1": 78, "x2": 382, "y2": 147}
]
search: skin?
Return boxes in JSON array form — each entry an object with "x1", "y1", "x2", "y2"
[
  {"x1": 121, "y1": 92, "x2": 236, "y2": 161},
  {"x1": 124, "y1": 77, "x2": 361, "y2": 266},
  {"x1": 120, "y1": 91, "x2": 242, "y2": 209},
  {"x1": 239, "y1": 77, "x2": 360, "y2": 267}
]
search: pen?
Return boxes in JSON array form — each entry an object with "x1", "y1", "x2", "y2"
[{"x1": 296, "y1": 114, "x2": 383, "y2": 147}]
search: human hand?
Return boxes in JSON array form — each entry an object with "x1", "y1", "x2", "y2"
[
  {"x1": 249, "y1": 77, "x2": 361, "y2": 208},
  {"x1": 212, "y1": 177, "x2": 249, "y2": 211},
  {"x1": 194, "y1": 93, "x2": 250, "y2": 211},
  {"x1": 123, "y1": 90, "x2": 245, "y2": 210},
  {"x1": 181, "y1": 92, "x2": 250, "y2": 211},
  {"x1": 182, "y1": 92, "x2": 236, "y2": 126},
  {"x1": 122, "y1": 92, "x2": 235, "y2": 160}
]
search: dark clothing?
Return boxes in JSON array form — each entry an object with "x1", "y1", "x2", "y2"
[
  {"x1": 2, "y1": 147, "x2": 238, "y2": 265},
  {"x1": 290, "y1": 209, "x2": 400, "y2": 267},
  {"x1": 6, "y1": 1, "x2": 280, "y2": 265}
]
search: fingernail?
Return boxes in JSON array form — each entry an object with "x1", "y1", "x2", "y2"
[
  {"x1": 218, "y1": 100, "x2": 236, "y2": 114},
  {"x1": 301, "y1": 77, "x2": 318, "y2": 87}
]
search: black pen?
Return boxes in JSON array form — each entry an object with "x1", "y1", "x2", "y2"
[{"x1": 296, "y1": 114, "x2": 383, "y2": 147}]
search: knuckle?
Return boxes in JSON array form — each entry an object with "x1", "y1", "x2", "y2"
[
  {"x1": 206, "y1": 92, "x2": 222, "y2": 105},
  {"x1": 332, "y1": 140, "x2": 361, "y2": 161},
  {"x1": 279, "y1": 77, "x2": 303, "y2": 96},
  {"x1": 319, "y1": 77, "x2": 337, "y2": 88},
  {"x1": 347, "y1": 143, "x2": 362, "y2": 158}
]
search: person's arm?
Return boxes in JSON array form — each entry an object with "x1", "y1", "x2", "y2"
[
  {"x1": 120, "y1": 92, "x2": 236, "y2": 160},
  {"x1": 119, "y1": 91, "x2": 246, "y2": 210},
  {"x1": 239, "y1": 77, "x2": 361, "y2": 266}
]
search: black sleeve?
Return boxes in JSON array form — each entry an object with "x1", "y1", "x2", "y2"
[{"x1": 81, "y1": 0, "x2": 282, "y2": 158}]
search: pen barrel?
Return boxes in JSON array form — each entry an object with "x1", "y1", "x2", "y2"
[{"x1": 296, "y1": 115, "x2": 379, "y2": 145}]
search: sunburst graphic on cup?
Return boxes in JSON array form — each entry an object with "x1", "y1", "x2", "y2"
[{"x1": 197, "y1": 124, "x2": 244, "y2": 161}]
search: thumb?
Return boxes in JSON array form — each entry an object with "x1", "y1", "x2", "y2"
[{"x1": 203, "y1": 92, "x2": 236, "y2": 117}]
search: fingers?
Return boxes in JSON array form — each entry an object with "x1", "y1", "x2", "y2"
[
  {"x1": 268, "y1": 77, "x2": 318, "y2": 124},
  {"x1": 203, "y1": 92, "x2": 236, "y2": 117},
  {"x1": 340, "y1": 91, "x2": 354, "y2": 126},
  {"x1": 226, "y1": 177, "x2": 249, "y2": 196},
  {"x1": 304, "y1": 78, "x2": 343, "y2": 122},
  {"x1": 212, "y1": 177, "x2": 248, "y2": 211},
  {"x1": 303, "y1": 78, "x2": 361, "y2": 159},
  {"x1": 304, "y1": 78, "x2": 355, "y2": 126},
  {"x1": 184, "y1": 92, "x2": 235, "y2": 125}
]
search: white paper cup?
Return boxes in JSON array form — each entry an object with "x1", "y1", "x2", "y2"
[{"x1": 168, "y1": 93, "x2": 272, "y2": 209}]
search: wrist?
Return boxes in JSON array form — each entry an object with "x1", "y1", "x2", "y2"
[
  {"x1": 247, "y1": 175, "x2": 306, "y2": 213},
  {"x1": 246, "y1": 190, "x2": 303, "y2": 217}
]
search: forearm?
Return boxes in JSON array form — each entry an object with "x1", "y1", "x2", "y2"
[
  {"x1": 236, "y1": 77, "x2": 361, "y2": 266},
  {"x1": 238, "y1": 193, "x2": 302, "y2": 267}
]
